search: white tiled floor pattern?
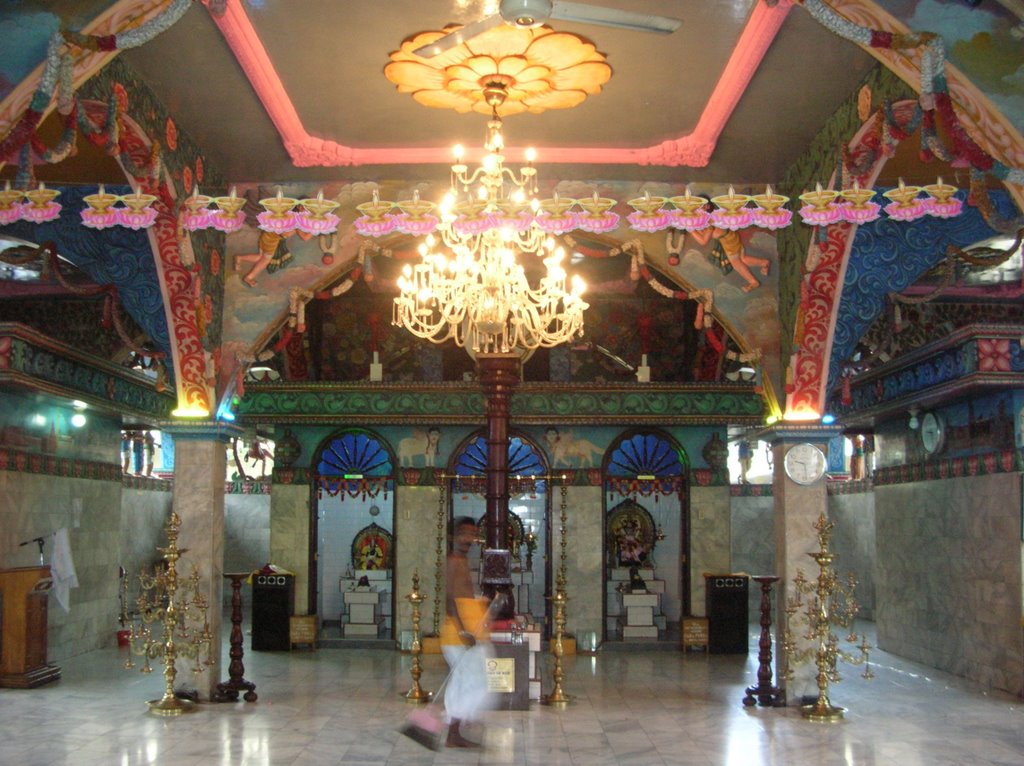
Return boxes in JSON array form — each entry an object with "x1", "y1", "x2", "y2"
[{"x1": 1, "y1": 623, "x2": 1022, "y2": 765}]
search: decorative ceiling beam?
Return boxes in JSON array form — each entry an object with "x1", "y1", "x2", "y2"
[{"x1": 205, "y1": 0, "x2": 793, "y2": 168}]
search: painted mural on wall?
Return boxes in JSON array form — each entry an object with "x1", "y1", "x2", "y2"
[
  {"x1": 264, "y1": 424, "x2": 724, "y2": 482},
  {"x1": 542, "y1": 427, "x2": 604, "y2": 468},
  {"x1": 396, "y1": 427, "x2": 442, "y2": 468},
  {"x1": 221, "y1": 179, "x2": 782, "y2": 404}
]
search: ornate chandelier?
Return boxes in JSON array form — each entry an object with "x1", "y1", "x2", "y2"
[{"x1": 386, "y1": 82, "x2": 588, "y2": 355}]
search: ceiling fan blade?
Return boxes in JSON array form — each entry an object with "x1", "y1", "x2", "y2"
[
  {"x1": 549, "y1": 1, "x2": 682, "y2": 34},
  {"x1": 412, "y1": 14, "x2": 505, "y2": 57}
]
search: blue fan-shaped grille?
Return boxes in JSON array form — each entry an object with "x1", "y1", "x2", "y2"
[
  {"x1": 606, "y1": 433, "x2": 683, "y2": 477},
  {"x1": 454, "y1": 436, "x2": 546, "y2": 481},
  {"x1": 318, "y1": 432, "x2": 392, "y2": 476}
]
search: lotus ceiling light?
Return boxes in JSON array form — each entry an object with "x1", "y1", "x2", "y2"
[{"x1": 385, "y1": 24, "x2": 612, "y2": 116}]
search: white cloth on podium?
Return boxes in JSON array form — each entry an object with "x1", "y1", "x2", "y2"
[{"x1": 50, "y1": 527, "x2": 79, "y2": 612}]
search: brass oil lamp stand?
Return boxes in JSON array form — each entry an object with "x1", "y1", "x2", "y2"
[
  {"x1": 124, "y1": 511, "x2": 213, "y2": 716},
  {"x1": 432, "y1": 480, "x2": 447, "y2": 637},
  {"x1": 404, "y1": 570, "x2": 430, "y2": 703},
  {"x1": 544, "y1": 479, "x2": 571, "y2": 707},
  {"x1": 783, "y1": 513, "x2": 873, "y2": 722}
]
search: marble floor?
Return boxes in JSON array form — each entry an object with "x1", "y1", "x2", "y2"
[{"x1": 2, "y1": 624, "x2": 1023, "y2": 765}]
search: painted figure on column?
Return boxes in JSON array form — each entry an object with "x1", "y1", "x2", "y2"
[{"x1": 850, "y1": 435, "x2": 866, "y2": 480}]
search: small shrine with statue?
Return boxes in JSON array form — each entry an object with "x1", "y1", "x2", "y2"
[
  {"x1": 340, "y1": 523, "x2": 393, "y2": 638},
  {"x1": 605, "y1": 500, "x2": 666, "y2": 639}
]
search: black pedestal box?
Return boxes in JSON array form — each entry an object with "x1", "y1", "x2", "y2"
[
  {"x1": 704, "y1": 574, "x2": 749, "y2": 654},
  {"x1": 252, "y1": 573, "x2": 294, "y2": 651}
]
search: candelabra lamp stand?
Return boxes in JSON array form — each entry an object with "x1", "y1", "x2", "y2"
[
  {"x1": 213, "y1": 572, "x2": 257, "y2": 703},
  {"x1": 544, "y1": 479, "x2": 571, "y2": 707},
  {"x1": 124, "y1": 512, "x2": 214, "y2": 716},
  {"x1": 544, "y1": 588, "x2": 570, "y2": 707},
  {"x1": 405, "y1": 570, "x2": 430, "y2": 703},
  {"x1": 783, "y1": 513, "x2": 873, "y2": 722},
  {"x1": 743, "y1": 575, "x2": 783, "y2": 707}
]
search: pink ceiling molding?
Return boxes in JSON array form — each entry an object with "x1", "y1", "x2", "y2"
[{"x1": 205, "y1": 0, "x2": 793, "y2": 168}]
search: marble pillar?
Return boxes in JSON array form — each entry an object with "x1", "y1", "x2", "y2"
[
  {"x1": 764, "y1": 424, "x2": 841, "y2": 705},
  {"x1": 163, "y1": 421, "x2": 240, "y2": 700},
  {"x1": 559, "y1": 485, "x2": 602, "y2": 640},
  {"x1": 393, "y1": 486, "x2": 443, "y2": 638}
]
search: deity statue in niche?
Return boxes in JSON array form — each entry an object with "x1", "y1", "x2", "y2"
[
  {"x1": 606, "y1": 502, "x2": 656, "y2": 569},
  {"x1": 617, "y1": 519, "x2": 646, "y2": 566},
  {"x1": 351, "y1": 523, "x2": 392, "y2": 571}
]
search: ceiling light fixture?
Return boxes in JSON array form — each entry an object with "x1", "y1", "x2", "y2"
[{"x1": 365, "y1": 82, "x2": 590, "y2": 355}]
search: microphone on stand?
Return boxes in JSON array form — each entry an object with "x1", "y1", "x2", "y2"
[{"x1": 19, "y1": 536, "x2": 46, "y2": 565}]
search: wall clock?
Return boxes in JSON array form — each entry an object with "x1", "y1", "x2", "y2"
[
  {"x1": 783, "y1": 443, "x2": 827, "y2": 485},
  {"x1": 920, "y1": 412, "x2": 945, "y2": 456}
]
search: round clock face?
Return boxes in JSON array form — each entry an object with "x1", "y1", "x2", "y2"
[
  {"x1": 783, "y1": 443, "x2": 827, "y2": 485},
  {"x1": 920, "y1": 412, "x2": 945, "y2": 455}
]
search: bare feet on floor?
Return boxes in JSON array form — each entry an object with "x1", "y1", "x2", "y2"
[{"x1": 446, "y1": 721, "x2": 480, "y2": 748}]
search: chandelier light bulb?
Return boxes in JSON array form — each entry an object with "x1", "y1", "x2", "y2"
[{"x1": 388, "y1": 82, "x2": 589, "y2": 355}]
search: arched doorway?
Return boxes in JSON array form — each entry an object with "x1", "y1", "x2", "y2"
[
  {"x1": 604, "y1": 429, "x2": 689, "y2": 642},
  {"x1": 311, "y1": 429, "x2": 395, "y2": 640},
  {"x1": 448, "y1": 430, "x2": 552, "y2": 634}
]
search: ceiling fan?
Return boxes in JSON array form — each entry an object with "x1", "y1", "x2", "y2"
[{"x1": 413, "y1": 0, "x2": 683, "y2": 57}]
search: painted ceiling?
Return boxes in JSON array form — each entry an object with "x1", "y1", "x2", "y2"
[{"x1": 0, "y1": 0, "x2": 1022, "y2": 426}]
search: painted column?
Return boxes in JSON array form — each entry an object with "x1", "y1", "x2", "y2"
[{"x1": 162, "y1": 420, "x2": 241, "y2": 700}]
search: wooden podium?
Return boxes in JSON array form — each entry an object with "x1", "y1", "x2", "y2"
[{"x1": 0, "y1": 566, "x2": 61, "y2": 688}]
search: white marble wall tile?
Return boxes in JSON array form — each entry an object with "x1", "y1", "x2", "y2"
[
  {"x1": 730, "y1": 494, "x2": 774, "y2": 617},
  {"x1": 875, "y1": 473, "x2": 1023, "y2": 695},
  {"x1": 224, "y1": 492, "x2": 270, "y2": 610},
  {"x1": 393, "y1": 485, "x2": 444, "y2": 637},
  {"x1": 563, "y1": 486, "x2": 602, "y2": 639},
  {"x1": 270, "y1": 483, "x2": 311, "y2": 610},
  {"x1": 690, "y1": 486, "x2": 731, "y2": 617}
]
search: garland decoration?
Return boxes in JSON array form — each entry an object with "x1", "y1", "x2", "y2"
[
  {"x1": 888, "y1": 228, "x2": 1024, "y2": 307},
  {"x1": 1, "y1": 0, "x2": 191, "y2": 185},
  {"x1": 626, "y1": 237, "x2": 715, "y2": 328},
  {"x1": 801, "y1": 0, "x2": 1024, "y2": 231}
]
